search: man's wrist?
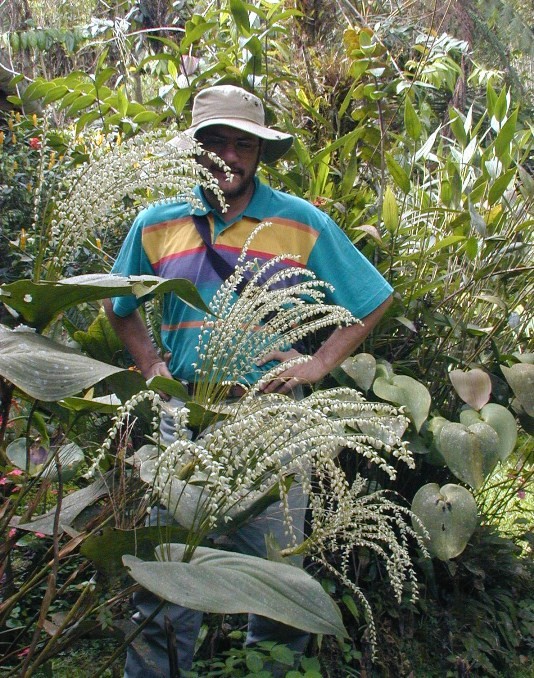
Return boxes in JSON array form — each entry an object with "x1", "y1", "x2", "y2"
[{"x1": 139, "y1": 357, "x2": 166, "y2": 376}]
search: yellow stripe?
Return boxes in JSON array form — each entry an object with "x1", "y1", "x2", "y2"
[
  {"x1": 217, "y1": 217, "x2": 318, "y2": 263},
  {"x1": 143, "y1": 217, "x2": 202, "y2": 265}
]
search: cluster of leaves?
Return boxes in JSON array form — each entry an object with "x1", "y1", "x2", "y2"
[
  {"x1": 0, "y1": 0, "x2": 532, "y2": 676},
  {"x1": 0, "y1": 113, "x2": 42, "y2": 283}
]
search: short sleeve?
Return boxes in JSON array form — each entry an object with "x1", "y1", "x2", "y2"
[{"x1": 110, "y1": 217, "x2": 155, "y2": 317}]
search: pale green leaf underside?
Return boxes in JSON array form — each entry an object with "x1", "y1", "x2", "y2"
[
  {"x1": 0, "y1": 325, "x2": 125, "y2": 400},
  {"x1": 123, "y1": 545, "x2": 347, "y2": 638}
]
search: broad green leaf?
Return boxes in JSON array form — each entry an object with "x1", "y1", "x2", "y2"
[
  {"x1": 180, "y1": 20, "x2": 218, "y2": 51},
  {"x1": 449, "y1": 368, "x2": 492, "y2": 410},
  {"x1": 340, "y1": 353, "x2": 376, "y2": 392},
  {"x1": 340, "y1": 149, "x2": 360, "y2": 196},
  {"x1": 412, "y1": 483, "x2": 478, "y2": 560},
  {"x1": 404, "y1": 97, "x2": 422, "y2": 141},
  {"x1": 58, "y1": 90, "x2": 82, "y2": 111},
  {"x1": 463, "y1": 236, "x2": 478, "y2": 260},
  {"x1": 23, "y1": 79, "x2": 53, "y2": 101},
  {"x1": 0, "y1": 325, "x2": 126, "y2": 401},
  {"x1": 42, "y1": 85, "x2": 69, "y2": 105},
  {"x1": 117, "y1": 87, "x2": 129, "y2": 117},
  {"x1": 6, "y1": 95, "x2": 23, "y2": 107},
  {"x1": 147, "y1": 375, "x2": 189, "y2": 401},
  {"x1": 230, "y1": 0, "x2": 250, "y2": 33},
  {"x1": 427, "y1": 235, "x2": 465, "y2": 253},
  {"x1": 375, "y1": 360, "x2": 394, "y2": 380},
  {"x1": 493, "y1": 88, "x2": 510, "y2": 124},
  {"x1": 382, "y1": 185, "x2": 399, "y2": 232},
  {"x1": 437, "y1": 422, "x2": 500, "y2": 489},
  {"x1": 460, "y1": 404, "x2": 517, "y2": 462},
  {"x1": 94, "y1": 66, "x2": 116, "y2": 88},
  {"x1": 486, "y1": 82, "x2": 497, "y2": 118},
  {"x1": 243, "y1": 35, "x2": 262, "y2": 58},
  {"x1": 270, "y1": 644, "x2": 295, "y2": 665},
  {"x1": 494, "y1": 109, "x2": 518, "y2": 159},
  {"x1": 385, "y1": 153, "x2": 411, "y2": 194},
  {"x1": 59, "y1": 393, "x2": 121, "y2": 414},
  {"x1": 440, "y1": 179, "x2": 452, "y2": 206},
  {"x1": 173, "y1": 88, "x2": 193, "y2": 114},
  {"x1": 501, "y1": 363, "x2": 534, "y2": 416},
  {"x1": 75, "y1": 110, "x2": 101, "y2": 134},
  {"x1": 124, "y1": 545, "x2": 347, "y2": 637},
  {"x1": 488, "y1": 168, "x2": 516, "y2": 205},
  {"x1": 72, "y1": 307, "x2": 123, "y2": 363},
  {"x1": 373, "y1": 374, "x2": 431, "y2": 432},
  {"x1": 132, "y1": 110, "x2": 161, "y2": 125},
  {"x1": 0, "y1": 273, "x2": 210, "y2": 331},
  {"x1": 67, "y1": 93, "x2": 96, "y2": 116},
  {"x1": 448, "y1": 110, "x2": 467, "y2": 148}
]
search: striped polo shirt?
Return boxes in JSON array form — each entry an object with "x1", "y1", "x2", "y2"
[{"x1": 111, "y1": 177, "x2": 392, "y2": 383}]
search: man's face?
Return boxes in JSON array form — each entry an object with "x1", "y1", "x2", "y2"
[{"x1": 196, "y1": 125, "x2": 261, "y2": 201}]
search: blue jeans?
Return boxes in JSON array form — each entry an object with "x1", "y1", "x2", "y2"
[{"x1": 124, "y1": 399, "x2": 310, "y2": 677}]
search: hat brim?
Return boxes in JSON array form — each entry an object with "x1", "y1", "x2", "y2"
[{"x1": 175, "y1": 117, "x2": 293, "y2": 164}]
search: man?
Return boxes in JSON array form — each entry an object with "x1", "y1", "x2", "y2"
[{"x1": 104, "y1": 84, "x2": 393, "y2": 677}]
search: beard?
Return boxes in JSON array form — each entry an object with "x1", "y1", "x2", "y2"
[{"x1": 204, "y1": 160, "x2": 258, "y2": 207}]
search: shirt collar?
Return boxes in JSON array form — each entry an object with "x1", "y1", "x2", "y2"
[{"x1": 191, "y1": 177, "x2": 269, "y2": 221}]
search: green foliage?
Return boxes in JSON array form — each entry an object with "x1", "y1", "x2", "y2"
[{"x1": 0, "y1": 1, "x2": 533, "y2": 675}]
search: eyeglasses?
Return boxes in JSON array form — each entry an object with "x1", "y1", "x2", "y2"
[{"x1": 198, "y1": 134, "x2": 260, "y2": 157}]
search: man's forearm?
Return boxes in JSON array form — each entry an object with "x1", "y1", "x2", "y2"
[
  {"x1": 259, "y1": 294, "x2": 393, "y2": 393},
  {"x1": 102, "y1": 299, "x2": 166, "y2": 379}
]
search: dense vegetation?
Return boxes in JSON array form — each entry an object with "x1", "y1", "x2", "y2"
[{"x1": 0, "y1": 1, "x2": 532, "y2": 676}]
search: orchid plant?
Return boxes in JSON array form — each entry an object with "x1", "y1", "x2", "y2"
[
  {"x1": 88, "y1": 230, "x2": 428, "y2": 649},
  {"x1": 1, "y1": 126, "x2": 428, "y2": 655}
]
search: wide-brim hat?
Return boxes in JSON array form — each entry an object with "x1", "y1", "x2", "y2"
[{"x1": 175, "y1": 85, "x2": 293, "y2": 164}]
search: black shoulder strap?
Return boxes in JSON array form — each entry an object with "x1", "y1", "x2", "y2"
[{"x1": 192, "y1": 214, "x2": 249, "y2": 293}]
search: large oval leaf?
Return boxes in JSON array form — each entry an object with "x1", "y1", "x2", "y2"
[
  {"x1": 0, "y1": 325, "x2": 125, "y2": 400},
  {"x1": 459, "y1": 403, "x2": 517, "y2": 461},
  {"x1": 123, "y1": 545, "x2": 347, "y2": 638},
  {"x1": 373, "y1": 374, "x2": 431, "y2": 432},
  {"x1": 437, "y1": 421, "x2": 499, "y2": 489},
  {"x1": 412, "y1": 483, "x2": 478, "y2": 560}
]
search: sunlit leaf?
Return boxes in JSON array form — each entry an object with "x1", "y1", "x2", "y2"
[
  {"x1": 449, "y1": 368, "x2": 492, "y2": 410},
  {"x1": 340, "y1": 353, "x2": 376, "y2": 392},
  {"x1": 382, "y1": 185, "x2": 399, "y2": 232},
  {"x1": 404, "y1": 96, "x2": 422, "y2": 141}
]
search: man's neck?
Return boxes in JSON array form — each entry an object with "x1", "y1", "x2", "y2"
[{"x1": 203, "y1": 180, "x2": 256, "y2": 223}]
